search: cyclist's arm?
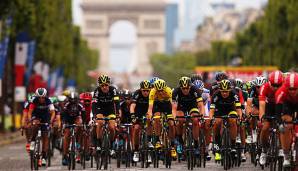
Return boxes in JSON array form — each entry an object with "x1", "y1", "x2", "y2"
[
  {"x1": 130, "y1": 103, "x2": 136, "y2": 114},
  {"x1": 49, "y1": 104, "x2": 55, "y2": 124},
  {"x1": 209, "y1": 95, "x2": 216, "y2": 119},
  {"x1": 171, "y1": 101, "x2": 177, "y2": 119},
  {"x1": 258, "y1": 85, "x2": 267, "y2": 120},
  {"x1": 28, "y1": 103, "x2": 35, "y2": 120},
  {"x1": 246, "y1": 98, "x2": 253, "y2": 115}
]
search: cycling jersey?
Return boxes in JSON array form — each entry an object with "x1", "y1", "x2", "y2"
[
  {"x1": 131, "y1": 89, "x2": 149, "y2": 118},
  {"x1": 172, "y1": 86, "x2": 202, "y2": 113},
  {"x1": 120, "y1": 101, "x2": 131, "y2": 124},
  {"x1": 210, "y1": 90, "x2": 241, "y2": 116},
  {"x1": 202, "y1": 88, "x2": 211, "y2": 117},
  {"x1": 29, "y1": 97, "x2": 55, "y2": 123},
  {"x1": 149, "y1": 87, "x2": 172, "y2": 105},
  {"x1": 62, "y1": 102, "x2": 85, "y2": 124},
  {"x1": 249, "y1": 86, "x2": 260, "y2": 107},
  {"x1": 92, "y1": 86, "x2": 120, "y2": 117},
  {"x1": 259, "y1": 82, "x2": 279, "y2": 116},
  {"x1": 149, "y1": 87, "x2": 172, "y2": 116},
  {"x1": 275, "y1": 84, "x2": 298, "y2": 116}
]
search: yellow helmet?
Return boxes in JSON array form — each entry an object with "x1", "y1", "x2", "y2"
[
  {"x1": 219, "y1": 79, "x2": 231, "y2": 91},
  {"x1": 179, "y1": 76, "x2": 191, "y2": 88},
  {"x1": 154, "y1": 79, "x2": 166, "y2": 91},
  {"x1": 62, "y1": 89, "x2": 71, "y2": 97}
]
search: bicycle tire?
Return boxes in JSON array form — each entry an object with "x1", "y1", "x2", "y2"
[{"x1": 199, "y1": 129, "x2": 206, "y2": 168}]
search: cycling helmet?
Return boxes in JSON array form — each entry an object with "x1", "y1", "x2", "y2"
[
  {"x1": 235, "y1": 78, "x2": 243, "y2": 89},
  {"x1": 154, "y1": 79, "x2": 166, "y2": 91},
  {"x1": 215, "y1": 72, "x2": 228, "y2": 82},
  {"x1": 140, "y1": 80, "x2": 151, "y2": 89},
  {"x1": 193, "y1": 80, "x2": 204, "y2": 90},
  {"x1": 122, "y1": 89, "x2": 132, "y2": 99},
  {"x1": 245, "y1": 81, "x2": 253, "y2": 90},
  {"x1": 284, "y1": 73, "x2": 298, "y2": 89},
  {"x1": 80, "y1": 92, "x2": 92, "y2": 101},
  {"x1": 63, "y1": 89, "x2": 71, "y2": 97},
  {"x1": 255, "y1": 76, "x2": 267, "y2": 87},
  {"x1": 98, "y1": 74, "x2": 111, "y2": 85},
  {"x1": 57, "y1": 95, "x2": 67, "y2": 102},
  {"x1": 49, "y1": 96, "x2": 58, "y2": 104},
  {"x1": 149, "y1": 77, "x2": 159, "y2": 87},
  {"x1": 179, "y1": 76, "x2": 191, "y2": 88},
  {"x1": 69, "y1": 92, "x2": 79, "y2": 103},
  {"x1": 268, "y1": 70, "x2": 283, "y2": 86},
  {"x1": 35, "y1": 88, "x2": 47, "y2": 97},
  {"x1": 219, "y1": 79, "x2": 232, "y2": 91},
  {"x1": 190, "y1": 73, "x2": 202, "y2": 83},
  {"x1": 27, "y1": 93, "x2": 35, "y2": 102}
]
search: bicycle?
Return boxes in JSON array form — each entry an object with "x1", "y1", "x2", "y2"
[
  {"x1": 176, "y1": 114, "x2": 200, "y2": 170},
  {"x1": 80, "y1": 124, "x2": 91, "y2": 169},
  {"x1": 214, "y1": 114, "x2": 238, "y2": 170},
  {"x1": 262, "y1": 116, "x2": 280, "y2": 171},
  {"x1": 63, "y1": 124, "x2": 80, "y2": 170},
  {"x1": 29, "y1": 122, "x2": 49, "y2": 170},
  {"x1": 197, "y1": 117, "x2": 207, "y2": 168},
  {"x1": 95, "y1": 117, "x2": 116, "y2": 170},
  {"x1": 246, "y1": 113, "x2": 260, "y2": 167},
  {"x1": 131, "y1": 116, "x2": 153, "y2": 168},
  {"x1": 115, "y1": 123, "x2": 133, "y2": 168}
]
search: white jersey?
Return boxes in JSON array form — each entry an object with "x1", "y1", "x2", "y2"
[{"x1": 202, "y1": 88, "x2": 210, "y2": 118}]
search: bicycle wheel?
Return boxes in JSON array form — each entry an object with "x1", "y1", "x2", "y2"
[
  {"x1": 269, "y1": 133, "x2": 277, "y2": 171},
  {"x1": 116, "y1": 143, "x2": 122, "y2": 168},
  {"x1": 186, "y1": 130, "x2": 194, "y2": 170},
  {"x1": 30, "y1": 151, "x2": 34, "y2": 170},
  {"x1": 222, "y1": 128, "x2": 230, "y2": 170},
  {"x1": 199, "y1": 129, "x2": 206, "y2": 168},
  {"x1": 35, "y1": 140, "x2": 41, "y2": 170}
]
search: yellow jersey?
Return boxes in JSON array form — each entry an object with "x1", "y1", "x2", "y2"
[{"x1": 149, "y1": 87, "x2": 172, "y2": 105}]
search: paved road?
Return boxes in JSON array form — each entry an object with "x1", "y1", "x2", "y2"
[{"x1": 0, "y1": 141, "x2": 269, "y2": 171}]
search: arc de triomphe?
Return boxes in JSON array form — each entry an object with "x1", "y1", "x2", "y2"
[{"x1": 81, "y1": 0, "x2": 166, "y2": 77}]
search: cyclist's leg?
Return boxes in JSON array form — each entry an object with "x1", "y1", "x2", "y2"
[
  {"x1": 95, "y1": 114, "x2": 104, "y2": 140},
  {"x1": 132, "y1": 122, "x2": 141, "y2": 150},
  {"x1": 213, "y1": 117, "x2": 222, "y2": 160},
  {"x1": 153, "y1": 112, "x2": 161, "y2": 137},
  {"x1": 190, "y1": 108, "x2": 200, "y2": 142},
  {"x1": 63, "y1": 128, "x2": 71, "y2": 157},
  {"x1": 176, "y1": 111, "x2": 185, "y2": 144},
  {"x1": 75, "y1": 116, "x2": 83, "y2": 150},
  {"x1": 204, "y1": 118, "x2": 211, "y2": 147},
  {"x1": 108, "y1": 114, "x2": 116, "y2": 143},
  {"x1": 41, "y1": 114, "x2": 50, "y2": 160}
]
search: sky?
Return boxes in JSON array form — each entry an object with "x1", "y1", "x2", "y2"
[{"x1": 72, "y1": 0, "x2": 268, "y2": 72}]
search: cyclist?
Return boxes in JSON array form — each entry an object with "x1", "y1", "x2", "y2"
[
  {"x1": 275, "y1": 72, "x2": 298, "y2": 167},
  {"x1": 119, "y1": 89, "x2": 132, "y2": 124},
  {"x1": 28, "y1": 88, "x2": 55, "y2": 166},
  {"x1": 211, "y1": 72, "x2": 229, "y2": 96},
  {"x1": 61, "y1": 92, "x2": 85, "y2": 165},
  {"x1": 22, "y1": 93, "x2": 35, "y2": 152},
  {"x1": 259, "y1": 70, "x2": 284, "y2": 166},
  {"x1": 49, "y1": 96, "x2": 62, "y2": 154},
  {"x1": 147, "y1": 79, "x2": 177, "y2": 158},
  {"x1": 245, "y1": 76, "x2": 267, "y2": 150},
  {"x1": 79, "y1": 92, "x2": 93, "y2": 160},
  {"x1": 130, "y1": 80, "x2": 152, "y2": 162},
  {"x1": 233, "y1": 78, "x2": 247, "y2": 162},
  {"x1": 79, "y1": 92, "x2": 92, "y2": 124},
  {"x1": 173, "y1": 77, "x2": 205, "y2": 158},
  {"x1": 193, "y1": 80, "x2": 212, "y2": 160},
  {"x1": 209, "y1": 80, "x2": 242, "y2": 162},
  {"x1": 190, "y1": 73, "x2": 203, "y2": 83},
  {"x1": 92, "y1": 75, "x2": 120, "y2": 155},
  {"x1": 149, "y1": 77, "x2": 159, "y2": 88}
]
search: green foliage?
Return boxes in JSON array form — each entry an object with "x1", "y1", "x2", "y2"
[
  {"x1": 0, "y1": 0, "x2": 98, "y2": 90},
  {"x1": 151, "y1": 52, "x2": 196, "y2": 87}
]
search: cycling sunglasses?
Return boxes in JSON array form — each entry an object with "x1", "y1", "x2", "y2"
[
  {"x1": 220, "y1": 90, "x2": 230, "y2": 93},
  {"x1": 100, "y1": 84, "x2": 109, "y2": 87}
]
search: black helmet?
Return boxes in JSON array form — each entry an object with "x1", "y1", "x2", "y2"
[
  {"x1": 122, "y1": 89, "x2": 132, "y2": 100},
  {"x1": 98, "y1": 75, "x2": 111, "y2": 85},
  {"x1": 219, "y1": 79, "x2": 232, "y2": 91},
  {"x1": 140, "y1": 80, "x2": 150, "y2": 89},
  {"x1": 190, "y1": 73, "x2": 202, "y2": 83},
  {"x1": 69, "y1": 92, "x2": 79, "y2": 103},
  {"x1": 179, "y1": 76, "x2": 191, "y2": 88},
  {"x1": 215, "y1": 72, "x2": 228, "y2": 82}
]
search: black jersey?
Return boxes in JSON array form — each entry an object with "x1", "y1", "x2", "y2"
[
  {"x1": 210, "y1": 89, "x2": 241, "y2": 116},
  {"x1": 92, "y1": 85, "x2": 120, "y2": 112},
  {"x1": 172, "y1": 86, "x2": 202, "y2": 111},
  {"x1": 131, "y1": 89, "x2": 149, "y2": 117}
]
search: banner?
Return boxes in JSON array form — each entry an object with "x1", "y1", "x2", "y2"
[
  {"x1": 25, "y1": 41, "x2": 35, "y2": 85},
  {"x1": 14, "y1": 32, "x2": 31, "y2": 86},
  {"x1": 0, "y1": 37, "x2": 9, "y2": 79},
  {"x1": 15, "y1": 86, "x2": 26, "y2": 102}
]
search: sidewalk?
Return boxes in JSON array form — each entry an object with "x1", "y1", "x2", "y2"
[{"x1": 0, "y1": 131, "x2": 25, "y2": 147}]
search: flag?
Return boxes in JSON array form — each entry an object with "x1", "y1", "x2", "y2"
[
  {"x1": 0, "y1": 37, "x2": 9, "y2": 79},
  {"x1": 25, "y1": 41, "x2": 35, "y2": 85},
  {"x1": 14, "y1": 32, "x2": 30, "y2": 86}
]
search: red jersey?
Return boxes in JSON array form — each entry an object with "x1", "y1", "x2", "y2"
[
  {"x1": 275, "y1": 85, "x2": 298, "y2": 104},
  {"x1": 259, "y1": 82, "x2": 277, "y2": 103}
]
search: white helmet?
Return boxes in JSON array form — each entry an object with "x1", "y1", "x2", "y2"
[{"x1": 35, "y1": 88, "x2": 47, "y2": 97}]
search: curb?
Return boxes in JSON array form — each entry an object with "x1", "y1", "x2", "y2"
[{"x1": 0, "y1": 131, "x2": 26, "y2": 147}]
